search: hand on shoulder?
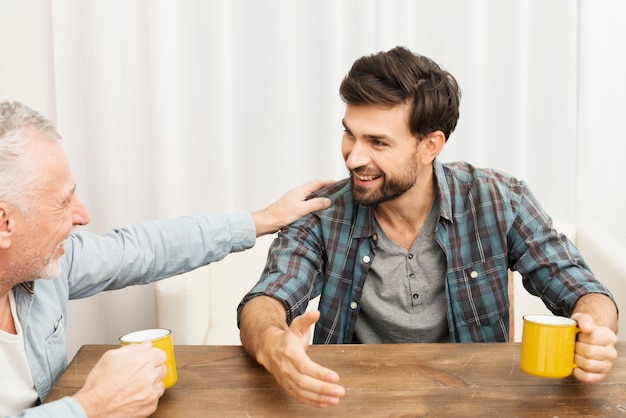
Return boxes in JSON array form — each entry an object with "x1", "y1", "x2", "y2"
[{"x1": 252, "y1": 179, "x2": 334, "y2": 236}]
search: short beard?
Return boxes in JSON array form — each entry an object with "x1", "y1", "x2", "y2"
[
  {"x1": 37, "y1": 258, "x2": 62, "y2": 279},
  {"x1": 9, "y1": 255, "x2": 62, "y2": 283},
  {"x1": 350, "y1": 172, "x2": 416, "y2": 207}
]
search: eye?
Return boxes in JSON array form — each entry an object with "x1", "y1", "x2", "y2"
[
  {"x1": 370, "y1": 138, "x2": 388, "y2": 147},
  {"x1": 61, "y1": 190, "x2": 77, "y2": 208}
]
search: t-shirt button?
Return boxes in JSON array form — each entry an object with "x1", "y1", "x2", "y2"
[{"x1": 350, "y1": 301, "x2": 358, "y2": 309}]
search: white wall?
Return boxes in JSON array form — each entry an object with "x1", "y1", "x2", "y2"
[
  {"x1": 577, "y1": 1, "x2": 626, "y2": 241},
  {"x1": 1, "y1": 1, "x2": 624, "y2": 357},
  {"x1": 0, "y1": 1, "x2": 55, "y2": 117},
  {"x1": 0, "y1": 0, "x2": 160, "y2": 358}
]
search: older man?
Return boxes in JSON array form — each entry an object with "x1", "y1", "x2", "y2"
[{"x1": 0, "y1": 100, "x2": 332, "y2": 417}]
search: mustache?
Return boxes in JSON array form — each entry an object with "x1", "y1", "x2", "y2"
[{"x1": 349, "y1": 167, "x2": 383, "y2": 177}]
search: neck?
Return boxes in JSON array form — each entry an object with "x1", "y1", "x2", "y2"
[
  {"x1": 373, "y1": 175, "x2": 436, "y2": 250},
  {"x1": 374, "y1": 170, "x2": 436, "y2": 227}
]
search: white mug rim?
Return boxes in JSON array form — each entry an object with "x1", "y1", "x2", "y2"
[
  {"x1": 523, "y1": 314, "x2": 577, "y2": 327},
  {"x1": 119, "y1": 328, "x2": 171, "y2": 343}
]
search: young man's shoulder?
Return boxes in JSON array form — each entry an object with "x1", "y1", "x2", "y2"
[
  {"x1": 307, "y1": 178, "x2": 351, "y2": 199},
  {"x1": 442, "y1": 161, "x2": 517, "y2": 181},
  {"x1": 303, "y1": 178, "x2": 359, "y2": 222},
  {"x1": 441, "y1": 161, "x2": 525, "y2": 192}
]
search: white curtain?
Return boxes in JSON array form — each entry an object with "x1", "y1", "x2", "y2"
[{"x1": 1, "y1": 0, "x2": 624, "y2": 357}]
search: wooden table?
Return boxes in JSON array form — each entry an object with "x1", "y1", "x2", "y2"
[{"x1": 47, "y1": 342, "x2": 626, "y2": 417}]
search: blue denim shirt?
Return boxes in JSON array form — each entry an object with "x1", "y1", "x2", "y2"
[{"x1": 10, "y1": 212, "x2": 255, "y2": 418}]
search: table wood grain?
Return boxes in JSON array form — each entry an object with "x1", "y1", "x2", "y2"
[{"x1": 46, "y1": 342, "x2": 626, "y2": 417}]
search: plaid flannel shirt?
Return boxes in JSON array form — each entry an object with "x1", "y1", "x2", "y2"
[{"x1": 238, "y1": 159, "x2": 613, "y2": 343}]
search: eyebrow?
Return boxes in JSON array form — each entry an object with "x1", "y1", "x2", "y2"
[
  {"x1": 342, "y1": 119, "x2": 390, "y2": 141},
  {"x1": 62, "y1": 185, "x2": 77, "y2": 204}
]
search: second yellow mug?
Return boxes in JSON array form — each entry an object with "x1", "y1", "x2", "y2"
[
  {"x1": 519, "y1": 314, "x2": 579, "y2": 378},
  {"x1": 119, "y1": 328, "x2": 177, "y2": 389}
]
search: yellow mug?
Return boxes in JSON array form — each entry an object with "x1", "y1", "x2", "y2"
[
  {"x1": 119, "y1": 328, "x2": 177, "y2": 389},
  {"x1": 519, "y1": 314, "x2": 579, "y2": 378}
]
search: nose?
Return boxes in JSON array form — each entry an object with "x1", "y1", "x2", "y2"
[
  {"x1": 343, "y1": 139, "x2": 371, "y2": 170},
  {"x1": 71, "y1": 195, "x2": 91, "y2": 226}
]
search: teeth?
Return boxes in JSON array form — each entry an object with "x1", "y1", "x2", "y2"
[{"x1": 357, "y1": 174, "x2": 379, "y2": 181}]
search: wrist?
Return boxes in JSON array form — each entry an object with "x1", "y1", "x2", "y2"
[
  {"x1": 572, "y1": 293, "x2": 618, "y2": 333},
  {"x1": 251, "y1": 209, "x2": 279, "y2": 237},
  {"x1": 256, "y1": 328, "x2": 285, "y2": 368},
  {"x1": 72, "y1": 391, "x2": 103, "y2": 418}
]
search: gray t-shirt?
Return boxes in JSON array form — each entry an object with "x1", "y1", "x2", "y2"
[{"x1": 354, "y1": 198, "x2": 449, "y2": 343}]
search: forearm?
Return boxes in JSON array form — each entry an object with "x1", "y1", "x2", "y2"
[
  {"x1": 239, "y1": 296, "x2": 288, "y2": 364},
  {"x1": 67, "y1": 212, "x2": 255, "y2": 298},
  {"x1": 572, "y1": 293, "x2": 619, "y2": 334}
]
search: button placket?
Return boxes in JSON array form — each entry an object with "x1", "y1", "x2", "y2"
[{"x1": 407, "y1": 252, "x2": 418, "y2": 305}]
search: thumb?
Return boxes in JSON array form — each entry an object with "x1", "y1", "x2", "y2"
[
  {"x1": 571, "y1": 312, "x2": 596, "y2": 334},
  {"x1": 291, "y1": 310, "x2": 320, "y2": 337}
]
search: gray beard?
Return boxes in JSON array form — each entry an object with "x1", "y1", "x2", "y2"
[{"x1": 8, "y1": 255, "x2": 62, "y2": 284}]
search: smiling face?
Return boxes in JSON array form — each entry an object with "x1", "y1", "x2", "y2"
[
  {"x1": 4, "y1": 136, "x2": 90, "y2": 281},
  {"x1": 342, "y1": 103, "x2": 432, "y2": 207}
]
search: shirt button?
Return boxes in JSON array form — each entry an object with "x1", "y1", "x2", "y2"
[
  {"x1": 412, "y1": 293, "x2": 419, "y2": 299},
  {"x1": 470, "y1": 271, "x2": 478, "y2": 279},
  {"x1": 363, "y1": 255, "x2": 371, "y2": 263},
  {"x1": 407, "y1": 253, "x2": 414, "y2": 259},
  {"x1": 409, "y1": 273, "x2": 416, "y2": 280},
  {"x1": 350, "y1": 301, "x2": 358, "y2": 309}
]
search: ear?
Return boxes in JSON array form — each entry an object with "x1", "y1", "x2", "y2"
[
  {"x1": 419, "y1": 131, "x2": 446, "y2": 163},
  {"x1": 0, "y1": 202, "x2": 15, "y2": 249}
]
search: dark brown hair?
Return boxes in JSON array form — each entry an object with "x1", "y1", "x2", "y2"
[{"x1": 339, "y1": 46, "x2": 461, "y2": 141}]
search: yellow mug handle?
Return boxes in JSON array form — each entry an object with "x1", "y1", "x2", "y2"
[{"x1": 572, "y1": 325, "x2": 581, "y2": 369}]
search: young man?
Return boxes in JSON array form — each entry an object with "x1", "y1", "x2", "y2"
[
  {"x1": 237, "y1": 46, "x2": 619, "y2": 408},
  {"x1": 0, "y1": 100, "x2": 332, "y2": 417}
]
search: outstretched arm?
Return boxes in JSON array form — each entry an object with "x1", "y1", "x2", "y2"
[{"x1": 239, "y1": 296, "x2": 345, "y2": 408}]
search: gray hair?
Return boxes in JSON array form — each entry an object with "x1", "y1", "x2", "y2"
[{"x1": 0, "y1": 101, "x2": 62, "y2": 213}]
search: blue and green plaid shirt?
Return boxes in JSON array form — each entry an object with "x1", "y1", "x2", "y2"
[{"x1": 238, "y1": 159, "x2": 613, "y2": 343}]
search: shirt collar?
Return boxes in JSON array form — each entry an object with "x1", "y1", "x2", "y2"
[
  {"x1": 18, "y1": 282, "x2": 34, "y2": 295},
  {"x1": 433, "y1": 159, "x2": 453, "y2": 223},
  {"x1": 353, "y1": 205, "x2": 376, "y2": 239}
]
